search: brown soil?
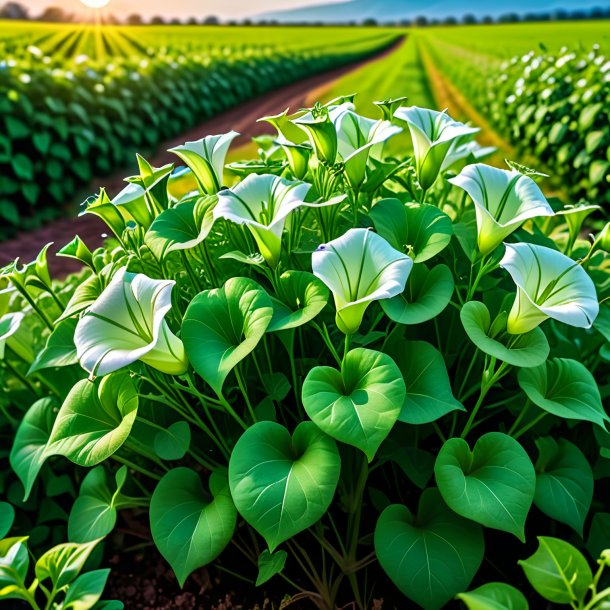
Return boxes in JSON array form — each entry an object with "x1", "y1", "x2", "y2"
[{"x1": 0, "y1": 39, "x2": 404, "y2": 278}]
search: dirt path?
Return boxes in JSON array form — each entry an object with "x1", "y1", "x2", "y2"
[{"x1": 0, "y1": 38, "x2": 404, "y2": 277}]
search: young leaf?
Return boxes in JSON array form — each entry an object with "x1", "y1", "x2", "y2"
[
  {"x1": 518, "y1": 358, "x2": 609, "y2": 429},
  {"x1": 0, "y1": 537, "x2": 29, "y2": 594},
  {"x1": 256, "y1": 549, "x2": 287, "y2": 586},
  {"x1": 62, "y1": 568, "x2": 110, "y2": 610},
  {"x1": 150, "y1": 468, "x2": 237, "y2": 587},
  {"x1": 182, "y1": 277, "x2": 273, "y2": 395},
  {"x1": 534, "y1": 437, "x2": 593, "y2": 536},
  {"x1": 153, "y1": 421, "x2": 191, "y2": 461},
  {"x1": 381, "y1": 263, "x2": 454, "y2": 325},
  {"x1": 387, "y1": 339, "x2": 464, "y2": 424},
  {"x1": 435, "y1": 432, "x2": 536, "y2": 541},
  {"x1": 456, "y1": 582, "x2": 529, "y2": 610},
  {"x1": 374, "y1": 488, "x2": 484, "y2": 610},
  {"x1": 302, "y1": 348, "x2": 405, "y2": 461},
  {"x1": 519, "y1": 536, "x2": 592, "y2": 605},
  {"x1": 28, "y1": 318, "x2": 79, "y2": 375},
  {"x1": 461, "y1": 301, "x2": 549, "y2": 367},
  {"x1": 68, "y1": 466, "x2": 126, "y2": 543},
  {"x1": 35, "y1": 540, "x2": 100, "y2": 589},
  {"x1": 45, "y1": 373, "x2": 138, "y2": 467},
  {"x1": 9, "y1": 397, "x2": 57, "y2": 501},
  {"x1": 229, "y1": 421, "x2": 340, "y2": 551},
  {"x1": 369, "y1": 199, "x2": 453, "y2": 263}
]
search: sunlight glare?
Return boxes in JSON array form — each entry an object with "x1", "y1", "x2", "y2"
[{"x1": 80, "y1": 0, "x2": 111, "y2": 8}]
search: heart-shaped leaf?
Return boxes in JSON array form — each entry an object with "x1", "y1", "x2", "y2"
[
  {"x1": 519, "y1": 537, "x2": 592, "y2": 605},
  {"x1": 45, "y1": 373, "x2": 138, "y2": 467},
  {"x1": 518, "y1": 358, "x2": 609, "y2": 428},
  {"x1": 302, "y1": 348, "x2": 405, "y2": 460},
  {"x1": 534, "y1": 437, "x2": 593, "y2": 536},
  {"x1": 374, "y1": 488, "x2": 484, "y2": 610},
  {"x1": 229, "y1": 421, "x2": 340, "y2": 551},
  {"x1": 182, "y1": 277, "x2": 273, "y2": 395},
  {"x1": 256, "y1": 549, "x2": 287, "y2": 586},
  {"x1": 10, "y1": 397, "x2": 57, "y2": 501},
  {"x1": 381, "y1": 264, "x2": 454, "y2": 325},
  {"x1": 435, "y1": 432, "x2": 536, "y2": 540},
  {"x1": 0, "y1": 503, "x2": 14, "y2": 539},
  {"x1": 68, "y1": 466, "x2": 127, "y2": 543},
  {"x1": 461, "y1": 301, "x2": 549, "y2": 367},
  {"x1": 150, "y1": 468, "x2": 237, "y2": 587},
  {"x1": 387, "y1": 340, "x2": 464, "y2": 424},
  {"x1": 145, "y1": 195, "x2": 216, "y2": 259},
  {"x1": 154, "y1": 421, "x2": 191, "y2": 461},
  {"x1": 28, "y1": 319, "x2": 78, "y2": 375},
  {"x1": 267, "y1": 271, "x2": 329, "y2": 332},
  {"x1": 456, "y1": 583, "x2": 529, "y2": 610},
  {"x1": 370, "y1": 198, "x2": 453, "y2": 262}
]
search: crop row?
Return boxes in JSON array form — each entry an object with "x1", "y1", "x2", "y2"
[
  {"x1": 421, "y1": 36, "x2": 610, "y2": 204},
  {"x1": 0, "y1": 32, "x2": 398, "y2": 237}
]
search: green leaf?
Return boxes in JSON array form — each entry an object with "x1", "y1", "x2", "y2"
[
  {"x1": 534, "y1": 437, "x2": 593, "y2": 536},
  {"x1": 587, "y1": 513, "x2": 610, "y2": 560},
  {"x1": 256, "y1": 549, "x2": 287, "y2": 586},
  {"x1": 12, "y1": 154, "x2": 33, "y2": 180},
  {"x1": 387, "y1": 339, "x2": 464, "y2": 424},
  {"x1": 518, "y1": 358, "x2": 609, "y2": 428},
  {"x1": 68, "y1": 466, "x2": 126, "y2": 543},
  {"x1": 153, "y1": 421, "x2": 191, "y2": 461},
  {"x1": 28, "y1": 318, "x2": 78, "y2": 375},
  {"x1": 0, "y1": 537, "x2": 29, "y2": 594},
  {"x1": 35, "y1": 540, "x2": 100, "y2": 589},
  {"x1": 150, "y1": 468, "x2": 237, "y2": 587},
  {"x1": 381, "y1": 263, "x2": 454, "y2": 325},
  {"x1": 519, "y1": 536, "x2": 592, "y2": 604},
  {"x1": 62, "y1": 569, "x2": 110, "y2": 610},
  {"x1": 229, "y1": 421, "x2": 340, "y2": 551},
  {"x1": 46, "y1": 373, "x2": 138, "y2": 467},
  {"x1": 374, "y1": 488, "x2": 484, "y2": 610},
  {"x1": 145, "y1": 195, "x2": 216, "y2": 259},
  {"x1": 0, "y1": 503, "x2": 14, "y2": 538},
  {"x1": 461, "y1": 301, "x2": 549, "y2": 367},
  {"x1": 9, "y1": 397, "x2": 57, "y2": 501},
  {"x1": 182, "y1": 277, "x2": 273, "y2": 395},
  {"x1": 435, "y1": 432, "x2": 536, "y2": 541},
  {"x1": 370, "y1": 199, "x2": 453, "y2": 262},
  {"x1": 267, "y1": 271, "x2": 329, "y2": 332},
  {"x1": 456, "y1": 582, "x2": 529, "y2": 610},
  {"x1": 302, "y1": 348, "x2": 405, "y2": 460}
]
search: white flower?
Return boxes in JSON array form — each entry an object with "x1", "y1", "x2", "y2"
[
  {"x1": 500, "y1": 243, "x2": 599, "y2": 334},
  {"x1": 394, "y1": 106, "x2": 479, "y2": 190},
  {"x1": 449, "y1": 164, "x2": 555, "y2": 255},
  {"x1": 214, "y1": 174, "x2": 341, "y2": 267},
  {"x1": 335, "y1": 110, "x2": 402, "y2": 187},
  {"x1": 169, "y1": 131, "x2": 239, "y2": 194},
  {"x1": 312, "y1": 228, "x2": 412, "y2": 334},
  {"x1": 74, "y1": 268, "x2": 188, "y2": 377}
]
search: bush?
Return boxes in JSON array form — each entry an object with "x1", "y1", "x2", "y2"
[{"x1": 1, "y1": 97, "x2": 610, "y2": 609}]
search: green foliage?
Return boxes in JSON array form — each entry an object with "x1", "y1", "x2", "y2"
[{"x1": 0, "y1": 94, "x2": 608, "y2": 610}]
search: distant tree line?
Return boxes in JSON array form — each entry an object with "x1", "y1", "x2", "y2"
[{"x1": 0, "y1": 1, "x2": 608, "y2": 26}]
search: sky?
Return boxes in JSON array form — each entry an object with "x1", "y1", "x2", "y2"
[{"x1": 26, "y1": 0, "x2": 338, "y2": 20}]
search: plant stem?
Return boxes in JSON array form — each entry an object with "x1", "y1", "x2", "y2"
[
  {"x1": 513, "y1": 412, "x2": 547, "y2": 440},
  {"x1": 111, "y1": 454, "x2": 161, "y2": 481}
]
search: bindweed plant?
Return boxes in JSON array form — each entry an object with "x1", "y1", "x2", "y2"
[{"x1": 2, "y1": 98, "x2": 610, "y2": 609}]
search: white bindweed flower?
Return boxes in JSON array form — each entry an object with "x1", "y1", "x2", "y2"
[
  {"x1": 214, "y1": 174, "x2": 341, "y2": 267},
  {"x1": 394, "y1": 106, "x2": 479, "y2": 190},
  {"x1": 169, "y1": 131, "x2": 239, "y2": 194},
  {"x1": 312, "y1": 228, "x2": 412, "y2": 334},
  {"x1": 74, "y1": 268, "x2": 188, "y2": 377},
  {"x1": 335, "y1": 110, "x2": 402, "y2": 188},
  {"x1": 440, "y1": 140, "x2": 496, "y2": 172},
  {"x1": 500, "y1": 242, "x2": 599, "y2": 334},
  {"x1": 449, "y1": 164, "x2": 555, "y2": 255}
]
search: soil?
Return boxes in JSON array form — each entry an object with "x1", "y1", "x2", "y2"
[{"x1": 0, "y1": 38, "x2": 404, "y2": 279}]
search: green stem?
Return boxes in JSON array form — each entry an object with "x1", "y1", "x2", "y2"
[
  {"x1": 513, "y1": 412, "x2": 547, "y2": 440},
  {"x1": 507, "y1": 399, "x2": 531, "y2": 437},
  {"x1": 111, "y1": 455, "x2": 161, "y2": 481},
  {"x1": 235, "y1": 366, "x2": 257, "y2": 424}
]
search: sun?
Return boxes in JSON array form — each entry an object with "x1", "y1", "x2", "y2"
[{"x1": 79, "y1": 0, "x2": 110, "y2": 8}]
